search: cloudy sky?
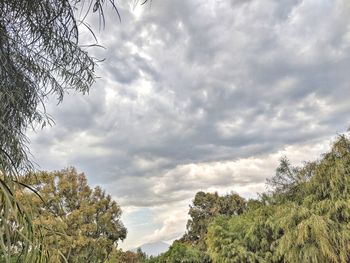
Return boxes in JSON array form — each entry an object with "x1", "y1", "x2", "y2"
[{"x1": 28, "y1": 0, "x2": 350, "y2": 249}]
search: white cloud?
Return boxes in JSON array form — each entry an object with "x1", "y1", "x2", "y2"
[{"x1": 121, "y1": 137, "x2": 332, "y2": 249}]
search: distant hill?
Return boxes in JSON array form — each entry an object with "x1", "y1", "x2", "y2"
[{"x1": 133, "y1": 241, "x2": 169, "y2": 257}]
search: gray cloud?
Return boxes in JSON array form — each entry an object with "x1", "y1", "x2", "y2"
[{"x1": 28, "y1": 0, "x2": 350, "y2": 246}]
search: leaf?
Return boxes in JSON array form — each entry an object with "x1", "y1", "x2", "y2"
[{"x1": 93, "y1": 1, "x2": 100, "y2": 12}]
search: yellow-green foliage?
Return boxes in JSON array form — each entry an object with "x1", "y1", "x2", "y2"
[
  {"x1": 13, "y1": 167, "x2": 127, "y2": 263},
  {"x1": 206, "y1": 135, "x2": 350, "y2": 263},
  {"x1": 206, "y1": 206, "x2": 282, "y2": 263},
  {"x1": 185, "y1": 191, "x2": 246, "y2": 250},
  {"x1": 147, "y1": 241, "x2": 206, "y2": 263}
]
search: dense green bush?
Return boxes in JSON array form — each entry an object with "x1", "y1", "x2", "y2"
[
  {"x1": 206, "y1": 135, "x2": 350, "y2": 263},
  {"x1": 147, "y1": 241, "x2": 207, "y2": 263}
]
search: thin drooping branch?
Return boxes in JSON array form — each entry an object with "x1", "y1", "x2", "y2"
[{"x1": 0, "y1": 1, "x2": 149, "y2": 261}]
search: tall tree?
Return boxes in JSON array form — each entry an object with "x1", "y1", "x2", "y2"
[
  {"x1": 107, "y1": 248, "x2": 148, "y2": 263},
  {"x1": 185, "y1": 191, "x2": 246, "y2": 249},
  {"x1": 206, "y1": 134, "x2": 350, "y2": 263},
  {"x1": 147, "y1": 241, "x2": 204, "y2": 263},
  {"x1": 1, "y1": 0, "x2": 101, "y2": 174},
  {"x1": 274, "y1": 136, "x2": 350, "y2": 262},
  {"x1": 0, "y1": 1, "x2": 147, "y2": 260},
  {"x1": 12, "y1": 167, "x2": 127, "y2": 262}
]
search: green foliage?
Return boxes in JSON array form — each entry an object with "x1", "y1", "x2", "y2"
[
  {"x1": 9, "y1": 167, "x2": 127, "y2": 262},
  {"x1": 105, "y1": 133, "x2": 350, "y2": 263},
  {"x1": 0, "y1": 177, "x2": 49, "y2": 263},
  {"x1": 185, "y1": 191, "x2": 246, "y2": 249},
  {"x1": 273, "y1": 135, "x2": 350, "y2": 263},
  {"x1": 106, "y1": 247, "x2": 148, "y2": 263},
  {"x1": 205, "y1": 134, "x2": 350, "y2": 263},
  {"x1": 0, "y1": 0, "x2": 130, "y2": 261},
  {"x1": 136, "y1": 248, "x2": 148, "y2": 262},
  {"x1": 206, "y1": 205, "x2": 282, "y2": 263},
  {"x1": 0, "y1": 0, "x2": 97, "y2": 175},
  {"x1": 147, "y1": 241, "x2": 206, "y2": 263}
]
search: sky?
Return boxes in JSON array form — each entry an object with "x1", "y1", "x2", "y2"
[{"x1": 28, "y1": 0, "x2": 350, "y2": 249}]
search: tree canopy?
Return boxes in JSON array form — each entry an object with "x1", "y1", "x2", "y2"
[
  {"x1": 184, "y1": 191, "x2": 246, "y2": 250},
  {"x1": 148, "y1": 134, "x2": 350, "y2": 263},
  {"x1": 7, "y1": 167, "x2": 127, "y2": 262},
  {"x1": 0, "y1": 0, "x2": 100, "y2": 174},
  {"x1": 0, "y1": 1, "x2": 143, "y2": 260},
  {"x1": 146, "y1": 241, "x2": 205, "y2": 263},
  {"x1": 206, "y1": 135, "x2": 350, "y2": 263},
  {"x1": 0, "y1": 0, "x2": 141, "y2": 175}
]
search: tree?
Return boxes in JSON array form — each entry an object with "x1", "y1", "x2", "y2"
[
  {"x1": 12, "y1": 167, "x2": 127, "y2": 262},
  {"x1": 206, "y1": 134, "x2": 350, "y2": 263},
  {"x1": 148, "y1": 133, "x2": 350, "y2": 262},
  {"x1": 1, "y1": 0, "x2": 97, "y2": 174},
  {"x1": 273, "y1": 135, "x2": 350, "y2": 262},
  {"x1": 0, "y1": 0, "x2": 147, "y2": 260},
  {"x1": 136, "y1": 248, "x2": 148, "y2": 262},
  {"x1": 206, "y1": 207, "x2": 282, "y2": 263},
  {"x1": 107, "y1": 248, "x2": 148, "y2": 263},
  {"x1": 147, "y1": 241, "x2": 204, "y2": 263},
  {"x1": 184, "y1": 191, "x2": 246, "y2": 249}
]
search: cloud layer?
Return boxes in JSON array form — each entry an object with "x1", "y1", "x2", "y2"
[{"x1": 28, "y1": 0, "x2": 350, "y2": 248}]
